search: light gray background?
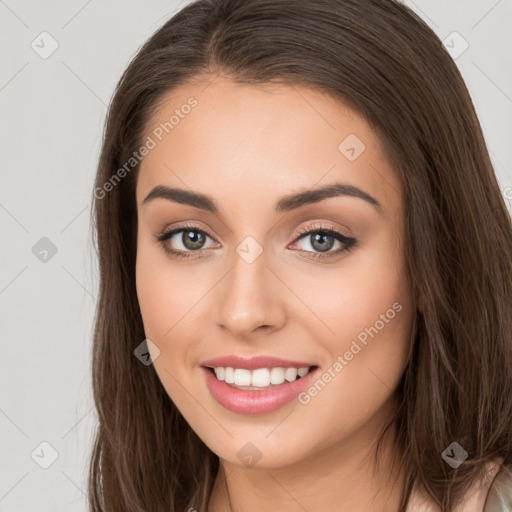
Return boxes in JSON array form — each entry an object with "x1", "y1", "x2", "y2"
[{"x1": 0, "y1": 1, "x2": 511, "y2": 510}]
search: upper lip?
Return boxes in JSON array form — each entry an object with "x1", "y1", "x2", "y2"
[{"x1": 201, "y1": 355, "x2": 316, "y2": 370}]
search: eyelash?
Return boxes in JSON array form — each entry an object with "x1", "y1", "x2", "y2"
[{"x1": 155, "y1": 222, "x2": 358, "y2": 261}]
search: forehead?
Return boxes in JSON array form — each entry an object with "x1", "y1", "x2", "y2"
[{"x1": 136, "y1": 76, "x2": 401, "y2": 213}]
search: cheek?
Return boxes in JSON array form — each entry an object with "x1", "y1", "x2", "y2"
[
  {"x1": 135, "y1": 240, "x2": 186, "y2": 340},
  {"x1": 135, "y1": 241, "x2": 217, "y2": 345},
  {"x1": 135, "y1": 249, "x2": 198, "y2": 398},
  {"x1": 135, "y1": 244, "x2": 213, "y2": 425},
  {"x1": 329, "y1": 247, "x2": 412, "y2": 389},
  {"x1": 292, "y1": 240, "x2": 410, "y2": 344}
]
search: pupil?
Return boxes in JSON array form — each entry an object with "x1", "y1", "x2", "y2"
[
  {"x1": 183, "y1": 230, "x2": 205, "y2": 250},
  {"x1": 311, "y1": 233, "x2": 334, "y2": 252}
]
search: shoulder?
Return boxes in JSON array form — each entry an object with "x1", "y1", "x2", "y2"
[
  {"x1": 484, "y1": 463, "x2": 512, "y2": 512},
  {"x1": 406, "y1": 459, "x2": 508, "y2": 512},
  {"x1": 451, "y1": 459, "x2": 502, "y2": 512}
]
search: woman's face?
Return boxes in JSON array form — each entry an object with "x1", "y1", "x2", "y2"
[{"x1": 135, "y1": 77, "x2": 414, "y2": 468}]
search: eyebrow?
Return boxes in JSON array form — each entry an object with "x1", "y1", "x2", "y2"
[{"x1": 142, "y1": 182, "x2": 381, "y2": 214}]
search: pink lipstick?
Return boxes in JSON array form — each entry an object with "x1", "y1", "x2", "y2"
[{"x1": 201, "y1": 355, "x2": 318, "y2": 415}]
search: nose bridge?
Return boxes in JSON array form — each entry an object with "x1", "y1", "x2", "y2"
[{"x1": 214, "y1": 238, "x2": 285, "y2": 337}]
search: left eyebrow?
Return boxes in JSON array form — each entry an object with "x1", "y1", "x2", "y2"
[
  {"x1": 275, "y1": 182, "x2": 381, "y2": 213},
  {"x1": 142, "y1": 181, "x2": 382, "y2": 214}
]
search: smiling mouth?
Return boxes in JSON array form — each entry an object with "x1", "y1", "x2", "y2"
[{"x1": 205, "y1": 365, "x2": 318, "y2": 390}]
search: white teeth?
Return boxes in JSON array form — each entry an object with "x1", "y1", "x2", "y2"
[
  {"x1": 284, "y1": 368, "x2": 298, "y2": 382},
  {"x1": 224, "y1": 367, "x2": 235, "y2": 384},
  {"x1": 251, "y1": 368, "x2": 270, "y2": 387},
  {"x1": 298, "y1": 367, "x2": 309, "y2": 377},
  {"x1": 270, "y1": 367, "x2": 285, "y2": 385},
  {"x1": 213, "y1": 366, "x2": 311, "y2": 388},
  {"x1": 233, "y1": 368, "x2": 252, "y2": 386},
  {"x1": 215, "y1": 367, "x2": 225, "y2": 381}
]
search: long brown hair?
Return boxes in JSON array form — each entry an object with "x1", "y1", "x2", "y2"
[{"x1": 88, "y1": 0, "x2": 512, "y2": 510}]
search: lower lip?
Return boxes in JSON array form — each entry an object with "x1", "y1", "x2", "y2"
[{"x1": 202, "y1": 367, "x2": 318, "y2": 415}]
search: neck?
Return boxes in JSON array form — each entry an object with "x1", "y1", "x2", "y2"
[{"x1": 208, "y1": 399, "x2": 406, "y2": 512}]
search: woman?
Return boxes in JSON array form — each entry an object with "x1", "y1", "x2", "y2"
[{"x1": 88, "y1": 0, "x2": 512, "y2": 510}]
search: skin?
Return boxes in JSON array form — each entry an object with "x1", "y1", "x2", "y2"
[{"x1": 135, "y1": 76, "x2": 416, "y2": 512}]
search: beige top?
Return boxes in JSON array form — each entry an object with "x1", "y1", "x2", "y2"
[{"x1": 406, "y1": 460, "x2": 512, "y2": 511}]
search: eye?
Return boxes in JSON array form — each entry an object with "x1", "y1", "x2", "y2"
[
  {"x1": 155, "y1": 222, "x2": 358, "y2": 261},
  {"x1": 155, "y1": 223, "x2": 218, "y2": 259},
  {"x1": 289, "y1": 223, "x2": 357, "y2": 260}
]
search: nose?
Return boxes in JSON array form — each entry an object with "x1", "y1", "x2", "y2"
[{"x1": 214, "y1": 249, "x2": 287, "y2": 340}]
